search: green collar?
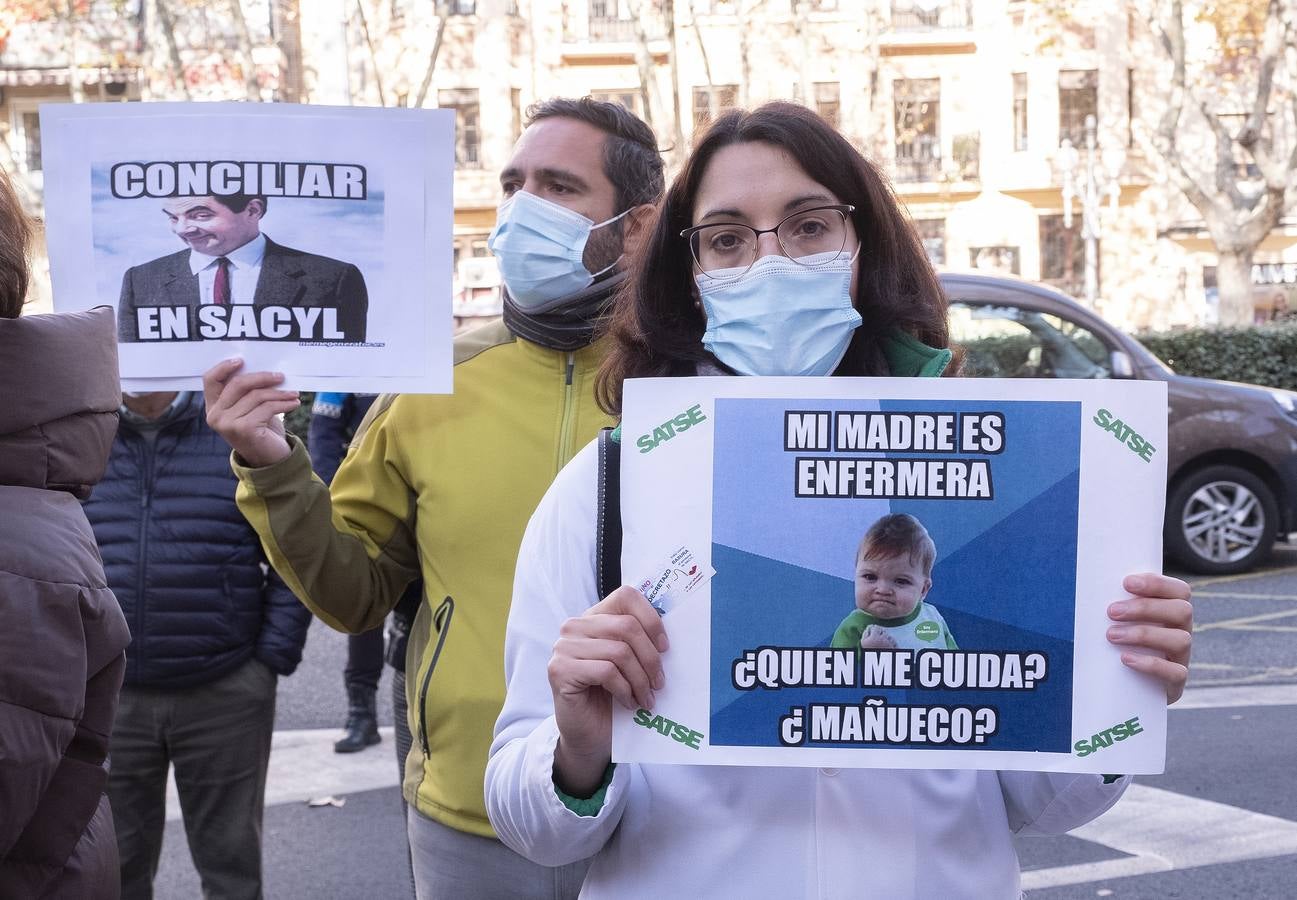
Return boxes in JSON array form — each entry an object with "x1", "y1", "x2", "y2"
[
  {"x1": 882, "y1": 330, "x2": 952, "y2": 378},
  {"x1": 849, "y1": 602, "x2": 926, "y2": 629}
]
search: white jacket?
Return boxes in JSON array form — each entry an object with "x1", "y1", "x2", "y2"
[{"x1": 487, "y1": 439, "x2": 1130, "y2": 900}]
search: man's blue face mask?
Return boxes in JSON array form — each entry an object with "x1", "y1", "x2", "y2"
[
  {"x1": 487, "y1": 190, "x2": 630, "y2": 309},
  {"x1": 698, "y1": 249, "x2": 863, "y2": 377}
]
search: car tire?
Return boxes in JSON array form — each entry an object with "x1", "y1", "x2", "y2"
[{"x1": 1166, "y1": 465, "x2": 1278, "y2": 575}]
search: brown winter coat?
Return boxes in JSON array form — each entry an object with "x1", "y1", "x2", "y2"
[{"x1": 0, "y1": 307, "x2": 130, "y2": 899}]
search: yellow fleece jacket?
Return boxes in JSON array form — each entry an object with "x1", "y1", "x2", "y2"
[{"x1": 233, "y1": 320, "x2": 612, "y2": 836}]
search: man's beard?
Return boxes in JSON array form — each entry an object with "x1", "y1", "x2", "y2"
[{"x1": 581, "y1": 219, "x2": 624, "y2": 280}]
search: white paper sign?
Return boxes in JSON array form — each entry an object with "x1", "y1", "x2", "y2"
[
  {"x1": 612, "y1": 376, "x2": 1171, "y2": 774},
  {"x1": 40, "y1": 102, "x2": 454, "y2": 393}
]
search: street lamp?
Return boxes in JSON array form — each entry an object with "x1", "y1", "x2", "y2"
[{"x1": 1057, "y1": 113, "x2": 1124, "y2": 306}]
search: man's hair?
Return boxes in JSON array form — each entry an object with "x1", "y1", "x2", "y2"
[
  {"x1": 525, "y1": 97, "x2": 665, "y2": 212},
  {"x1": 858, "y1": 514, "x2": 937, "y2": 577},
  {"x1": 0, "y1": 167, "x2": 32, "y2": 319},
  {"x1": 211, "y1": 193, "x2": 268, "y2": 215}
]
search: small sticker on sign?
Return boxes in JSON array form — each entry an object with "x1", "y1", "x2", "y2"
[{"x1": 635, "y1": 545, "x2": 715, "y2": 615}]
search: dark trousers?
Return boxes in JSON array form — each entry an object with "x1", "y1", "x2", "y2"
[
  {"x1": 108, "y1": 658, "x2": 277, "y2": 900},
  {"x1": 345, "y1": 628, "x2": 384, "y2": 693}
]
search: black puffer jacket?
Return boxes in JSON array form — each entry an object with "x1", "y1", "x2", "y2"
[{"x1": 82, "y1": 394, "x2": 311, "y2": 688}]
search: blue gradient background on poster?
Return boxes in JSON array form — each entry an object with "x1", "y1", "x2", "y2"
[{"x1": 709, "y1": 397, "x2": 1080, "y2": 752}]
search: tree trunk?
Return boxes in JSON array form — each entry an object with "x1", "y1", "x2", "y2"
[
  {"x1": 664, "y1": 0, "x2": 685, "y2": 167},
  {"x1": 1214, "y1": 249, "x2": 1257, "y2": 326},
  {"x1": 154, "y1": 0, "x2": 193, "y2": 100},
  {"x1": 355, "y1": 0, "x2": 387, "y2": 106},
  {"x1": 625, "y1": 0, "x2": 662, "y2": 131},
  {"x1": 64, "y1": 1, "x2": 85, "y2": 102},
  {"x1": 413, "y1": 4, "x2": 449, "y2": 109},
  {"x1": 687, "y1": 1, "x2": 719, "y2": 131},
  {"x1": 227, "y1": 0, "x2": 263, "y2": 101},
  {"x1": 736, "y1": 1, "x2": 751, "y2": 108},
  {"x1": 273, "y1": 0, "x2": 304, "y2": 103}
]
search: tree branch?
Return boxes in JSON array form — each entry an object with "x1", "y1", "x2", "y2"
[{"x1": 1196, "y1": 100, "x2": 1247, "y2": 208}]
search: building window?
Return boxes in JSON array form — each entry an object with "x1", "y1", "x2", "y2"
[
  {"x1": 693, "y1": 84, "x2": 739, "y2": 130},
  {"x1": 970, "y1": 245, "x2": 1020, "y2": 275},
  {"x1": 1038, "y1": 214, "x2": 1089, "y2": 296},
  {"x1": 439, "y1": 88, "x2": 482, "y2": 168},
  {"x1": 1012, "y1": 72, "x2": 1028, "y2": 151},
  {"x1": 511, "y1": 88, "x2": 523, "y2": 142},
  {"x1": 447, "y1": 0, "x2": 476, "y2": 14},
  {"x1": 1058, "y1": 69, "x2": 1097, "y2": 148},
  {"x1": 590, "y1": 89, "x2": 642, "y2": 116},
  {"x1": 814, "y1": 82, "x2": 840, "y2": 129},
  {"x1": 893, "y1": 78, "x2": 941, "y2": 183},
  {"x1": 914, "y1": 218, "x2": 945, "y2": 265}
]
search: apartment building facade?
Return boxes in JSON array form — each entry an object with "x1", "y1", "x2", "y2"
[
  {"x1": 5, "y1": 1, "x2": 1293, "y2": 326},
  {"x1": 305, "y1": 0, "x2": 1297, "y2": 329}
]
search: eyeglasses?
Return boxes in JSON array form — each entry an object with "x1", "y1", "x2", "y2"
[{"x1": 680, "y1": 204, "x2": 857, "y2": 279}]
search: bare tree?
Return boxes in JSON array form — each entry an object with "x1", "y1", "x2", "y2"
[{"x1": 1145, "y1": 0, "x2": 1297, "y2": 324}]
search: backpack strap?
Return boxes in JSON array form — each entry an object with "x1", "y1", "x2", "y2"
[{"x1": 596, "y1": 426, "x2": 623, "y2": 599}]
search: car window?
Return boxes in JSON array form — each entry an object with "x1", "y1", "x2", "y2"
[{"x1": 947, "y1": 300, "x2": 1112, "y2": 379}]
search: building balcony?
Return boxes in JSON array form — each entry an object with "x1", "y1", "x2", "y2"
[
  {"x1": 561, "y1": 13, "x2": 669, "y2": 63},
  {"x1": 881, "y1": 1, "x2": 975, "y2": 54},
  {"x1": 893, "y1": 134, "x2": 941, "y2": 183},
  {"x1": 889, "y1": 1, "x2": 973, "y2": 32}
]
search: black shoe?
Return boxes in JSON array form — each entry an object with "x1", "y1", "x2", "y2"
[{"x1": 334, "y1": 686, "x2": 381, "y2": 753}]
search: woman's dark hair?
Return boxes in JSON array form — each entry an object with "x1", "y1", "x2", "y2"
[
  {"x1": 1, "y1": 167, "x2": 32, "y2": 319},
  {"x1": 596, "y1": 101, "x2": 953, "y2": 415}
]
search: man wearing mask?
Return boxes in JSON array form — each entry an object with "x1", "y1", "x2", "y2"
[{"x1": 202, "y1": 97, "x2": 664, "y2": 899}]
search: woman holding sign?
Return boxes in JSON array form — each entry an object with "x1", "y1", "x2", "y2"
[{"x1": 486, "y1": 103, "x2": 1193, "y2": 899}]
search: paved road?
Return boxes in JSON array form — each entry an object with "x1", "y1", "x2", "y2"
[{"x1": 151, "y1": 547, "x2": 1297, "y2": 898}]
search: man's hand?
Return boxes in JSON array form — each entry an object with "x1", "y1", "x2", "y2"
[
  {"x1": 548, "y1": 586, "x2": 668, "y2": 797},
  {"x1": 203, "y1": 359, "x2": 299, "y2": 467}
]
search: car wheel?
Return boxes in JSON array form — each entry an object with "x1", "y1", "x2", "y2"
[{"x1": 1166, "y1": 465, "x2": 1278, "y2": 575}]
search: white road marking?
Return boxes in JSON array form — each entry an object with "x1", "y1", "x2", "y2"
[
  {"x1": 1193, "y1": 591, "x2": 1297, "y2": 600},
  {"x1": 165, "y1": 727, "x2": 400, "y2": 821},
  {"x1": 1021, "y1": 784, "x2": 1297, "y2": 890},
  {"x1": 1171, "y1": 683, "x2": 1297, "y2": 709},
  {"x1": 1195, "y1": 609, "x2": 1297, "y2": 631}
]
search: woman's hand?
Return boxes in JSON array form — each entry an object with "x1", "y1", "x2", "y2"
[
  {"x1": 548, "y1": 586, "x2": 668, "y2": 796},
  {"x1": 1107, "y1": 573, "x2": 1193, "y2": 704}
]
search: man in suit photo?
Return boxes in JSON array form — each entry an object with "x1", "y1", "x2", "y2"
[{"x1": 117, "y1": 193, "x2": 368, "y2": 343}]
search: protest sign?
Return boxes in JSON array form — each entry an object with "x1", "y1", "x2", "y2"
[
  {"x1": 41, "y1": 102, "x2": 453, "y2": 393},
  {"x1": 612, "y1": 376, "x2": 1170, "y2": 774}
]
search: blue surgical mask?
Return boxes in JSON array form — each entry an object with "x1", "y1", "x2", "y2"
[
  {"x1": 698, "y1": 250, "x2": 863, "y2": 377},
  {"x1": 487, "y1": 190, "x2": 629, "y2": 309}
]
